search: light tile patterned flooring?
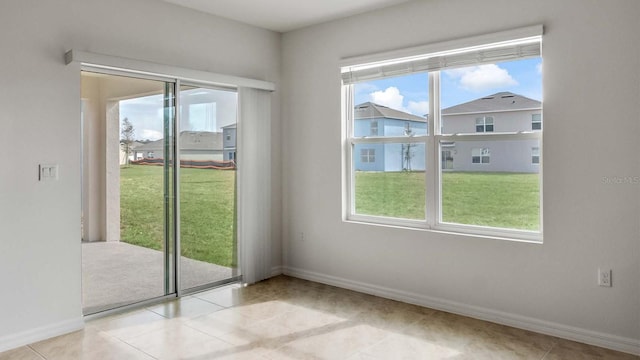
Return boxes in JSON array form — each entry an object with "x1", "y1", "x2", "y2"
[{"x1": 1, "y1": 276, "x2": 637, "y2": 359}]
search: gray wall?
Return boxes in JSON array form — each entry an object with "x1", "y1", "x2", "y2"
[
  {"x1": 282, "y1": 0, "x2": 639, "y2": 350},
  {"x1": 0, "y1": 0, "x2": 281, "y2": 350}
]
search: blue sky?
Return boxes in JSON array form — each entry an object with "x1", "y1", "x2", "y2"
[
  {"x1": 354, "y1": 58, "x2": 542, "y2": 116},
  {"x1": 119, "y1": 88, "x2": 237, "y2": 141}
]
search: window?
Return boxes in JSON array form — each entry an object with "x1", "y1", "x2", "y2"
[
  {"x1": 226, "y1": 134, "x2": 231, "y2": 141},
  {"x1": 532, "y1": 147, "x2": 540, "y2": 164},
  {"x1": 360, "y1": 148, "x2": 376, "y2": 163},
  {"x1": 532, "y1": 114, "x2": 542, "y2": 130},
  {"x1": 342, "y1": 26, "x2": 543, "y2": 240},
  {"x1": 475, "y1": 117, "x2": 494, "y2": 132},
  {"x1": 471, "y1": 148, "x2": 490, "y2": 164},
  {"x1": 370, "y1": 120, "x2": 378, "y2": 136}
]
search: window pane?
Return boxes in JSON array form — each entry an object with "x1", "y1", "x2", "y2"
[
  {"x1": 440, "y1": 139, "x2": 540, "y2": 231},
  {"x1": 179, "y1": 86, "x2": 238, "y2": 291},
  {"x1": 353, "y1": 73, "x2": 429, "y2": 137},
  {"x1": 353, "y1": 142, "x2": 426, "y2": 220},
  {"x1": 441, "y1": 59, "x2": 542, "y2": 135}
]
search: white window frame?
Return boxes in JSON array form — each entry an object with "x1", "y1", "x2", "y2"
[
  {"x1": 360, "y1": 148, "x2": 376, "y2": 163},
  {"x1": 370, "y1": 120, "x2": 379, "y2": 136},
  {"x1": 532, "y1": 114, "x2": 542, "y2": 130},
  {"x1": 471, "y1": 147, "x2": 491, "y2": 164},
  {"x1": 341, "y1": 26, "x2": 543, "y2": 242},
  {"x1": 532, "y1": 147, "x2": 540, "y2": 164},
  {"x1": 475, "y1": 117, "x2": 494, "y2": 133}
]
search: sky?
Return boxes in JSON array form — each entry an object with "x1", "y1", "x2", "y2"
[
  {"x1": 119, "y1": 88, "x2": 237, "y2": 141},
  {"x1": 354, "y1": 57, "x2": 542, "y2": 116}
]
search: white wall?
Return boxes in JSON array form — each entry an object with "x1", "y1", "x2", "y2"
[
  {"x1": 0, "y1": 0, "x2": 282, "y2": 350},
  {"x1": 282, "y1": 0, "x2": 639, "y2": 353}
]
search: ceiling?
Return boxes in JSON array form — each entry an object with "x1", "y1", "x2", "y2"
[{"x1": 161, "y1": 0, "x2": 413, "y2": 32}]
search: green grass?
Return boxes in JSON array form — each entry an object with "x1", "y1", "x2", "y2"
[
  {"x1": 355, "y1": 171, "x2": 540, "y2": 230},
  {"x1": 121, "y1": 167, "x2": 539, "y2": 268},
  {"x1": 120, "y1": 165, "x2": 236, "y2": 267},
  {"x1": 355, "y1": 171, "x2": 425, "y2": 220}
]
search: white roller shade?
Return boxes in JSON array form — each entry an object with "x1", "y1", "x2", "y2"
[{"x1": 341, "y1": 26, "x2": 542, "y2": 85}]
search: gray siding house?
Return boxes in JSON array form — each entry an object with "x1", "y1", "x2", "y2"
[
  {"x1": 132, "y1": 131, "x2": 225, "y2": 161},
  {"x1": 441, "y1": 92, "x2": 542, "y2": 173},
  {"x1": 353, "y1": 92, "x2": 541, "y2": 173}
]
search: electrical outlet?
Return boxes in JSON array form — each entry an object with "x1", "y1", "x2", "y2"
[{"x1": 598, "y1": 268, "x2": 612, "y2": 287}]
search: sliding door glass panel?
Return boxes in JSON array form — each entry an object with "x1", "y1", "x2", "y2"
[
  {"x1": 179, "y1": 85, "x2": 238, "y2": 291},
  {"x1": 81, "y1": 72, "x2": 175, "y2": 314}
]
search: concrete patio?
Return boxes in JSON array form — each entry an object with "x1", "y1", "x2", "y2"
[{"x1": 82, "y1": 241, "x2": 236, "y2": 314}]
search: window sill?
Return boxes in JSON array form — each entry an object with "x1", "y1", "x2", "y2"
[{"x1": 344, "y1": 215, "x2": 543, "y2": 244}]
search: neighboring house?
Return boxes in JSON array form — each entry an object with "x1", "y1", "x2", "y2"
[
  {"x1": 353, "y1": 102, "x2": 427, "y2": 171},
  {"x1": 119, "y1": 141, "x2": 143, "y2": 165},
  {"x1": 222, "y1": 124, "x2": 237, "y2": 161},
  {"x1": 132, "y1": 131, "x2": 225, "y2": 161},
  {"x1": 441, "y1": 92, "x2": 542, "y2": 173},
  {"x1": 354, "y1": 92, "x2": 541, "y2": 173}
]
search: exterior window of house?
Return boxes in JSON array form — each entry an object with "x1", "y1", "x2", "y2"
[
  {"x1": 226, "y1": 134, "x2": 231, "y2": 141},
  {"x1": 532, "y1": 147, "x2": 540, "y2": 164},
  {"x1": 532, "y1": 114, "x2": 542, "y2": 130},
  {"x1": 475, "y1": 117, "x2": 494, "y2": 132},
  {"x1": 471, "y1": 148, "x2": 490, "y2": 164},
  {"x1": 370, "y1": 120, "x2": 378, "y2": 136},
  {"x1": 342, "y1": 26, "x2": 542, "y2": 241},
  {"x1": 360, "y1": 148, "x2": 376, "y2": 163},
  {"x1": 148, "y1": 152, "x2": 155, "y2": 159}
]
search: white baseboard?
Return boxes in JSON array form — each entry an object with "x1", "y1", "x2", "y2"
[
  {"x1": 0, "y1": 317, "x2": 84, "y2": 353},
  {"x1": 283, "y1": 266, "x2": 640, "y2": 356},
  {"x1": 271, "y1": 266, "x2": 284, "y2": 277}
]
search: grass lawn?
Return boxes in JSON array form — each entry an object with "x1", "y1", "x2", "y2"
[
  {"x1": 121, "y1": 167, "x2": 539, "y2": 268},
  {"x1": 355, "y1": 171, "x2": 540, "y2": 230},
  {"x1": 120, "y1": 165, "x2": 236, "y2": 267}
]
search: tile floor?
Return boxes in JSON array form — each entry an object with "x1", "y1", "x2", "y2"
[{"x1": 1, "y1": 276, "x2": 637, "y2": 359}]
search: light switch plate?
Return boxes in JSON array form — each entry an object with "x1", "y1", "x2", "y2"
[{"x1": 39, "y1": 164, "x2": 58, "y2": 181}]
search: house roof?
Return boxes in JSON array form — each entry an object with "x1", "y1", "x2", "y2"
[
  {"x1": 354, "y1": 102, "x2": 426, "y2": 122},
  {"x1": 133, "y1": 131, "x2": 224, "y2": 151},
  {"x1": 441, "y1": 92, "x2": 541, "y2": 115}
]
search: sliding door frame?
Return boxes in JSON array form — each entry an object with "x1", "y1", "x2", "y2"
[{"x1": 81, "y1": 65, "x2": 243, "y2": 307}]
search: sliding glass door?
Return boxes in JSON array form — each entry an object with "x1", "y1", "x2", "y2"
[
  {"x1": 81, "y1": 72, "x2": 176, "y2": 314},
  {"x1": 178, "y1": 85, "x2": 239, "y2": 292},
  {"x1": 81, "y1": 73, "x2": 240, "y2": 314}
]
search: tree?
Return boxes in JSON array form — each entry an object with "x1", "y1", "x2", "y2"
[
  {"x1": 402, "y1": 122, "x2": 415, "y2": 171},
  {"x1": 121, "y1": 117, "x2": 135, "y2": 166}
]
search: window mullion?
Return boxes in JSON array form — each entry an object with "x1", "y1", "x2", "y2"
[
  {"x1": 426, "y1": 72, "x2": 440, "y2": 227},
  {"x1": 343, "y1": 84, "x2": 355, "y2": 219}
]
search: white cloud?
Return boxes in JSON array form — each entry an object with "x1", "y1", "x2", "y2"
[
  {"x1": 407, "y1": 101, "x2": 429, "y2": 116},
  {"x1": 356, "y1": 82, "x2": 379, "y2": 95},
  {"x1": 140, "y1": 129, "x2": 163, "y2": 141},
  {"x1": 536, "y1": 62, "x2": 543, "y2": 74},
  {"x1": 368, "y1": 87, "x2": 428, "y2": 116},
  {"x1": 369, "y1": 87, "x2": 405, "y2": 111},
  {"x1": 445, "y1": 64, "x2": 518, "y2": 92}
]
